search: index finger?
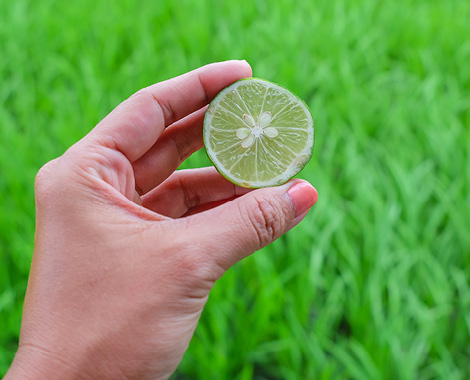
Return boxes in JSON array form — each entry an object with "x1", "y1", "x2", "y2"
[{"x1": 86, "y1": 60, "x2": 252, "y2": 162}]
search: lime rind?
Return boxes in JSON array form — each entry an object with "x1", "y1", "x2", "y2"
[{"x1": 203, "y1": 78, "x2": 314, "y2": 188}]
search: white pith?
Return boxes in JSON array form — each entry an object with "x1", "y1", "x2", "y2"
[{"x1": 236, "y1": 111, "x2": 277, "y2": 148}]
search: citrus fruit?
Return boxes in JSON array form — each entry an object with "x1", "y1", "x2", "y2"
[{"x1": 203, "y1": 78, "x2": 314, "y2": 188}]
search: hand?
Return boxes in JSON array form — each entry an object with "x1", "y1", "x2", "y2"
[{"x1": 5, "y1": 60, "x2": 318, "y2": 380}]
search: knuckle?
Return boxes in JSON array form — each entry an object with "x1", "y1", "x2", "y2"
[
  {"x1": 129, "y1": 87, "x2": 153, "y2": 106},
  {"x1": 35, "y1": 160, "x2": 58, "y2": 199},
  {"x1": 167, "y1": 132, "x2": 188, "y2": 162},
  {"x1": 244, "y1": 196, "x2": 285, "y2": 248},
  {"x1": 123, "y1": 89, "x2": 158, "y2": 129},
  {"x1": 137, "y1": 86, "x2": 175, "y2": 125},
  {"x1": 177, "y1": 175, "x2": 202, "y2": 210},
  {"x1": 178, "y1": 250, "x2": 216, "y2": 285},
  {"x1": 35, "y1": 157, "x2": 74, "y2": 207},
  {"x1": 163, "y1": 240, "x2": 219, "y2": 297}
]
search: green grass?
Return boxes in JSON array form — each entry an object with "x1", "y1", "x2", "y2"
[{"x1": 1, "y1": 0, "x2": 470, "y2": 378}]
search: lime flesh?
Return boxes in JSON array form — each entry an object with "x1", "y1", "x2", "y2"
[{"x1": 203, "y1": 78, "x2": 314, "y2": 188}]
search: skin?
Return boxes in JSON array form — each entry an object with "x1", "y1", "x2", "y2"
[{"x1": 4, "y1": 60, "x2": 318, "y2": 380}]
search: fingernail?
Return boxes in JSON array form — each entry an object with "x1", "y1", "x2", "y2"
[{"x1": 287, "y1": 181, "x2": 318, "y2": 217}]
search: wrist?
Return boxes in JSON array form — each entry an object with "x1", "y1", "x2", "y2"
[{"x1": 5, "y1": 345, "x2": 90, "y2": 380}]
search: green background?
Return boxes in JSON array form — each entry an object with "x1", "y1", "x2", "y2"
[{"x1": 1, "y1": 0, "x2": 469, "y2": 378}]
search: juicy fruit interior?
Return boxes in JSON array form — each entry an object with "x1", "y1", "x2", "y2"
[{"x1": 205, "y1": 79, "x2": 313, "y2": 187}]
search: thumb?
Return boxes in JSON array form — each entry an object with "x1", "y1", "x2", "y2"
[{"x1": 191, "y1": 179, "x2": 318, "y2": 271}]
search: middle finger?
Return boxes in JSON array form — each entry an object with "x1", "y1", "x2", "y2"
[{"x1": 133, "y1": 107, "x2": 206, "y2": 195}]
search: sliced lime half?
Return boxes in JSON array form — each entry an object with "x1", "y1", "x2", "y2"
[{"x1": 203, "y1": 78, "x2": 314, "y2": 188}]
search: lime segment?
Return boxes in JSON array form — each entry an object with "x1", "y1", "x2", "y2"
[{"x1": 203, "y1": 78, "x2": 314, "y2": 188}]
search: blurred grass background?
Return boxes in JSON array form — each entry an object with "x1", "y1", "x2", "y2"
[{"x1": 1, "y1": 0, "x2": 469, "y2": 378}]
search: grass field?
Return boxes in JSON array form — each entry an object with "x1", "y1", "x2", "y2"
[{"x1": 1, "y1": 0, "x2": 470, "y2": 378}]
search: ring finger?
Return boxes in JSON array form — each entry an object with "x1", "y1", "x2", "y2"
[{"x1": 141, "y1": 167, "x2": 252, "y2": 218}]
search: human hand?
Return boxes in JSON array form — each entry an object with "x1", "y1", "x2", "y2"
[{"x1": 5, "y1": 60, "x2": 318, "y2": 380}]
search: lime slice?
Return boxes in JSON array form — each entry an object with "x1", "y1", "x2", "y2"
[{"x1": 203, "y1": 78, "x2": 314, "y2": 188}]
